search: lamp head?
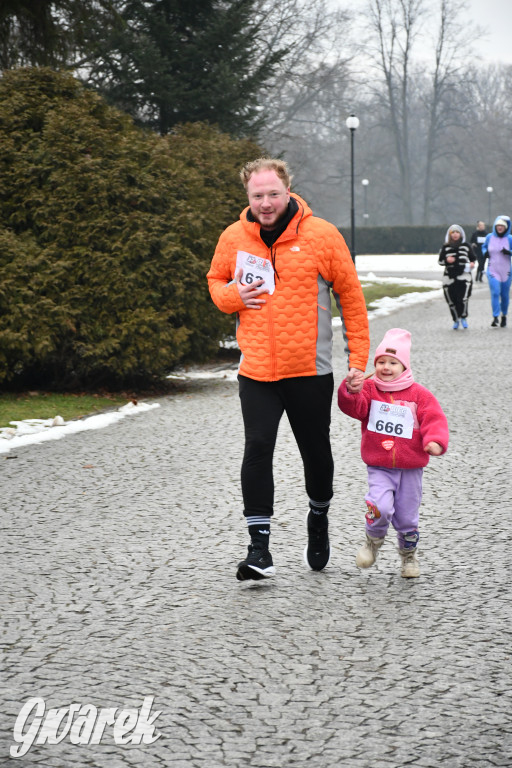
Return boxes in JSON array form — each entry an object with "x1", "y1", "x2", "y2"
[{"x1": 346, "y1": 114, "x2": 359, "y2": 130}]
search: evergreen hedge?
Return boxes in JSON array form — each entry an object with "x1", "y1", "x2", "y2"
[{"x1": 0, "y1": 67, "x2": 261, "y2": 389}]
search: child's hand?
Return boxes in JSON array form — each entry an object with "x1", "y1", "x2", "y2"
[
  {"x1": 425, "y1": 441, "x2": 443, "y2": 456},
  {"x1": 346, "y1": 368, "x2": 365, "y2": 393}
]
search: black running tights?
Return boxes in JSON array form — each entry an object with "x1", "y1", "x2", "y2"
[{"x1": 238, "y1": 374, "x2": 334, "y2": 518}]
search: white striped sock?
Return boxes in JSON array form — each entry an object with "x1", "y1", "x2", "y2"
[{"x1": 246, "y1": 516, "x2": 271, "y2": 527}]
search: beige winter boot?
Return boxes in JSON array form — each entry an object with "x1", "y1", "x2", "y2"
[
  {"x1": 399, "y1": 548, "x2": 420, "y2": 578},
  {"x1": 355, "y1": 534, "x2": 385, "y2": 568}
]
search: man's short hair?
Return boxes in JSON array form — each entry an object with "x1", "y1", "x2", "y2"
[{"x1": 240, "y1": 158, "x2": 292, "y2": 190}]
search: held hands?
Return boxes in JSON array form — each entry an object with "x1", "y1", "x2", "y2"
[
  {"x1": 425, "y1": 441, "x2": 443, "y2": 456},
  {"x1": 446, "y1": 255, "x2": 456, "y2": 263},
  {"x1": 501, "y1": 248, "x2": 511, "y2": 255},
  {"x1": 345, "y1": 368, "x2": 365, "y2": 394},
  {"x1": 236, "y1": 267, "x2": 268, "y2": 309}
]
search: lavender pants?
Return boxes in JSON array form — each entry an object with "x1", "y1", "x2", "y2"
[{"x1": 364, "y1": 466, "x2": 423, "y2": 549}]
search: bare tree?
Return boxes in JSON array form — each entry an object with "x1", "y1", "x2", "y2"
[
  {"x1": 457, "y1": 62, "x2": 512, "y2": 222},
  {"x1": 365, "y1": 0, "x2": 424, "y2": 222},
  {"x1": 254, "y1": 0, "x2": 356, "y2": 221},
  {"x1": 360, "y1": 0, "x2": 476, "y2": 224},
  {"x1": 421, "y1": 0, "x2": 472, "y2": 223}
]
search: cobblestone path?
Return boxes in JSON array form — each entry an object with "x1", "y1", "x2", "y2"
[{"x1": 2, "y1": 283, "x2": 511, "y2": 767}]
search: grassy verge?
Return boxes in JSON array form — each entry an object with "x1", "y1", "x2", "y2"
[
  {"x1": 361, "y1": 282, "x2": 436, "y2": 309},
  {"x1": 0, "y1": 392, "x2": 129, "y2": 430},
  {"x1": 1, "y1": 281, "x2": 438, "y2": 429},
  {"x1": 331, "y1": 280, "x2": 437, "y2": 314}
]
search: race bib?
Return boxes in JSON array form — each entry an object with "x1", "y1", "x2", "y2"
[
  {"x1": 236, "y1": 251, "x2": 275, "y2": 295},
  {"x1": 367, "y1": 400, "x2": 414, "y2": 439}
]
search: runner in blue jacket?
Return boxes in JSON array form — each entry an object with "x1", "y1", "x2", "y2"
[{"x1": 482, "y1": 215, "x2": 512, "y2": 327}]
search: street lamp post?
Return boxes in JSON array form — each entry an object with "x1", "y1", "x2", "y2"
[
  {"x1": 486, "y1": 186, "x2": 493, "y2": 225},
  {"x1": 346, "y1": 114, "x2": 359, "y2": 263},
  {"x1": 362, "y1": 178, "x2": 369, "y2": 224}
]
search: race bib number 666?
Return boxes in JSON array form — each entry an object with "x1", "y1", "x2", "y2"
[{"x1": 367, "y1": 400, "x2": 414, "y2": 439}]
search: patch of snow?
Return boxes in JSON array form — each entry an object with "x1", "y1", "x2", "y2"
[
  {"x1": 0, "y1": 401, "x2": 160, "y2": 455},
  {"x1": 356, "y1": 253, "x2": 444, "y2": 272}
]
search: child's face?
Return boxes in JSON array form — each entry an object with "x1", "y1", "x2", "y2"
[{"x1": 375, "y1": 355, "x2": 405, "y2": 382}]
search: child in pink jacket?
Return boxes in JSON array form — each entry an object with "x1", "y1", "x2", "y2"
[{"x1": 337, "y1": 328, "x2": 449, "y2": 577}]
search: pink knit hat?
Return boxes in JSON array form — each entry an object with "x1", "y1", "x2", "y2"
[{"x1": 374, "y1": 328, "x2": 411, "y2": 369}]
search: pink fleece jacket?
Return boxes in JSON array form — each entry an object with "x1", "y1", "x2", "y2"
[{"x1": 338, "y1": 378, "x2": 449, "y2": 470}]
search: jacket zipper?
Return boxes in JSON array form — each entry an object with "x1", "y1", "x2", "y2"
[{"x1": 268, "y1": 245, "x2": 277, "y2": 379}]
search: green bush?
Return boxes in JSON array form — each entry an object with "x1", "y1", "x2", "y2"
[{"x1": 0, "y1": 67, "x2": 261, "y2": 389}]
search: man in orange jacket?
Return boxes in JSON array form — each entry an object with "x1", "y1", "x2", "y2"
[{"x1": 207, "y1": 158, "x2": 369, "y2": 581}]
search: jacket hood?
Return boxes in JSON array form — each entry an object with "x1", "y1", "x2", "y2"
[
  {"x1": 492, "y1": 215, "x2": 511, "y2": 237},
  {"x1": 445, "y1": 224, "x2": 466, "y2": 243}
]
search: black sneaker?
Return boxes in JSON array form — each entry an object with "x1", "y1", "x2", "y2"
[
  {"x1": 491, "y1": 316, "x2": 499, "y2": 327},
  {"x1": 303, "y1": 512, "x2": 330, "y2": 571},
  {"x1": 501, "y1": 315, "x2": 507, "y2": 327},
  {"x1": 236, "y1": 545, "x2": 275, "y2": 581}
]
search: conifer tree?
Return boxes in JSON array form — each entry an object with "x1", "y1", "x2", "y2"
[
  {"x1": 0, "y1": 68, "x2": 261, "y2": 389},
  {"x1": 80, "y1": 0, "x2": 285, "y2": 136},
  {"x1": 0, "y1": 0, "x2": 79, "y2": 68}
]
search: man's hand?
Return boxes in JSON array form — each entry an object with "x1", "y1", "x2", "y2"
[
  {"x1": 425, "y1": 441, "x2": 443, "y2": 456},
  {"x1": 236, "y1": 268, "x2": 268, "y2": 309},
  {"x1": 446, "y1": 255, "x2": 456, "y2": 263},
  {"x1": 346, "y1": 368, "x2": 365, "y2": 393}
]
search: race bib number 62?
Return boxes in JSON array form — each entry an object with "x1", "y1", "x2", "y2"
[
  {"x1": 236, "y1": 250, "x2": 275, "y2": 295},
  {"x1": 367, "y1": 400, "x2": 414, "y2": 439}
]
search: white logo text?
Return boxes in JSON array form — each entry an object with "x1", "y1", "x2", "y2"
[{"x1": 11, "y1": 696, "x2": 162, "y2": 758}]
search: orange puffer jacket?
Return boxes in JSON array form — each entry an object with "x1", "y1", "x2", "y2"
[{"x1": 207, "y1": 194, "x2": 369, "y2": 382}]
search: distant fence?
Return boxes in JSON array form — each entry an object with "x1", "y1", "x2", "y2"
[{"x1": 338, "y1": 225, "x2": 475, "y2": 254}]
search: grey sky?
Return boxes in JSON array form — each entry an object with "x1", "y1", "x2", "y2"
[
  {"x1": 464, "y1": 0, "x2": 512, "y2": 63},
  {"x1": 329, "y1": 0, "x2": 512, "y2": 65}
]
